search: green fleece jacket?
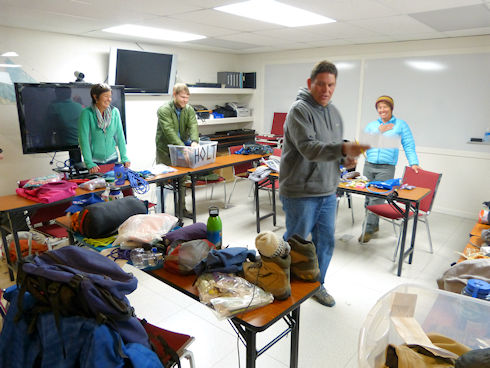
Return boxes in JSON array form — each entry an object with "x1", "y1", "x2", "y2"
[
  {"x1": 155, "y1": 100, "x2": 199, "y2": 165},
  {"x1": 78, "y1": 106, "x2": 129, "y2": 169}
]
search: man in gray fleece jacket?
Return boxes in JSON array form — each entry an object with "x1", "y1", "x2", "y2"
[{"x1": 280, "y1": 60, "x2": 369, "y2": 307}]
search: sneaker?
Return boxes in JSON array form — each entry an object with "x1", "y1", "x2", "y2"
[
  {"x1": 242, "y1": 254, "x2": 291, "y2": 300},
  {"x1": 288, "y1": 235, "x2": 320, "y2": 282},
  {"x1": 312, "y1": 286, "x2": 335, "y2": 307}
]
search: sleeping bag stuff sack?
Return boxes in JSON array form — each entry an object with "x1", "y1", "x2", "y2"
[{"x1": 76, "y1": 196, "x2": 147, "y2": 238}]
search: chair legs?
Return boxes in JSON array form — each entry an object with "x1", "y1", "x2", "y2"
[{"x1": 181, "y1": 349, "x2": 195, "y2": 368}]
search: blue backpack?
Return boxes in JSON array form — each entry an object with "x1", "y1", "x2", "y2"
[
  {"x1": 0, "y1": 287, "x2": 163, "y2": 368},
  {"x1": 15, "y1": 245, "x2": 149, "y2": 347}
]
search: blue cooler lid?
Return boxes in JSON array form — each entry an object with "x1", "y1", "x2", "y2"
[{"x1": 466, "y1": 279, "x2": 490, "y2": 298}]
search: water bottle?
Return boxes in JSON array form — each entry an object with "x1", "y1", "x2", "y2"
[
  {"x1": 461, "y1": 279, "x2": 490, "y2": 301},
  {"x1": 114, "y1": 162, "x2": 126, "y2": 185},
  {"x1": 130, "y1": 248, "x2": 146, "y2": 269},
  {"x1": 109, "y1": 187, "x2": 123, "y2": 201},
  {"x1": 207, "y1": 206, "x2": 222, "y2": 249},
  {"x1": 101, "y1": 184, "x2": 110, "y2": 202}
]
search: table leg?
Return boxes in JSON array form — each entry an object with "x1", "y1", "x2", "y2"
[
  {"x1": 290, "y1": 307, "x2": 300, "y2": 368},
  {"x1": 191, "y1": 175, "x2": 196, "y2": 223},
  {"x1": 397, "y1": 203, "x2": 410, "y2": 277},
  {"x1": 255, "y1": 181, "x2": 260, "y2": 233},
  {"x1": 271, "y1": 176, "x2": 277, "y2": 226},
  {"x1": 408, "y1": 202, "x2": 420, "y2": 264},
  {"x1": 245, "y1": 328, "x2": 258, "y2": 368},
  {"x1": 0, "y1": 226, "x2": 14, "y2": 281}
]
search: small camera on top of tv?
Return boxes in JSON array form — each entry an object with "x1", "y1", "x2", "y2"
[{"x1": 74, "y1": 71, "x2": 85, "y2": 82}]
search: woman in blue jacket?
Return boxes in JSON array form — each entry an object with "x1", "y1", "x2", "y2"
[{"x1": 359, "y1": 95, "x2": 421, "y2": 243}]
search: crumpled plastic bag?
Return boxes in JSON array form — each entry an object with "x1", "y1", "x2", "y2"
[
  {"x1": 195, "y1": 272, "x2": 274, "y2": 319},
  {"x1": 113, "y1": 213, "x2": 178, "y2": 248},
  {"x1": 78, "y1": 177, "x2": 106, "y2": 191}
]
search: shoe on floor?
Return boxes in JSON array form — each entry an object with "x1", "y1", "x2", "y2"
[
  {"x1": 183, "y1": 209, "x2": 193, "y2": 219},
  {"x1": 312, "y1": 285, "x2": 335, "y2": 307},
  {"x1": 358, "y1": 226, "x2": 379, "y2": 243}
]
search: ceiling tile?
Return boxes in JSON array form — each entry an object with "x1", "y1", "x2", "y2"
[
  {"x1": 281, "y1": 0, "x2": 398, "y2": 21},
  {"x1": 301, "y1": 22, "x2": 382, "y2": 39},
  {"x1": 188, "y1": 37, "x2": 260, "y2": 50},
  {"x1": 349, "y1": 15, "x2": 436, "y2": 35},
  {"x1": 375, "y1": 0, "x2": 482, "y2": 14},
  {"x1": 138, "y1": 16, "x2": 234, "y2": 38},
  {"x1": 168, "y1": 9, "x2": 281, "y2": 32},
  {"x1": 409, "y1": 4, "x2": 490, "y2": 32}
]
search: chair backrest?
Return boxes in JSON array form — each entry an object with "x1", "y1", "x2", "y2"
[
  {"x1": 29, "y1": 202, "x2": 71, "y2": 225},
  {"x1": 402, "y1": 166, "x2": 442, "y2": 213},
  {"x1": 228, "y1": 145, "x2": 254, "y2": 176},
  {"x1": 272, "y1": 148, "x2": 282, "y2": 157},
  {"x1": 270, "y1": 112, "x2": 287, "y2": 136}
]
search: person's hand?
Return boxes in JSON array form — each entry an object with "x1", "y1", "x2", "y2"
[
  {"x1": 89, "y1": 165, "x2": 100, "y2": 174},
  {"x1": 379, "y1": 123, "x2": 394, "y2": 133},
  {"x1": 343, "y1": 157, "x2": 357, "y2": 169},
  {"x1": 342, "y1": 142, "x2": 370, "y2": 158},
  {"x1": 0, "y1": 153, "x2": 3, "y2": 160},
  {"x1": 124, "y1": 161, "x2": 131, "y2": 168},
  {"x1": 191, "y1": 141, "x2": 199, "y2": 147},
  {"x1": 411, "y1": 164, "x2": 421, "y2": 173}
]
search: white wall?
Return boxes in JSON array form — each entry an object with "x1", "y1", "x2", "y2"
[
  {"x1": 1, "y1": 26, "x2": 489, "y2": 219},
  {"x1": 0, "y1": 26, "x2": 239, "y2": 195},
  {"x1": 239, "y1": 35, "x2": 490, "y2": 219}
]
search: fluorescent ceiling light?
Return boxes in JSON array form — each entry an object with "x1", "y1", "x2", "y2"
[
  {"x1": 103, "y1": 24, "x2": 206, "y2": 42},
  {"x1": 215, "y1": 0, "x2": 336, "y2": 27},
  {"x1": 0, "y1": 64, "x2": 21, "y2": 68},
  {"x1": 405, "y1": 60, "x2": 446, "y2": 71},
  {"x1": 1, "y1": 51, "x2": 18, "y2": 57},
  {"x1": 336, "y1": 62, "x2": 355, "y2": 70}
]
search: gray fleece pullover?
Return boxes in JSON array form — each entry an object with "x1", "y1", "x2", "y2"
[{"x1": 279, "y1": 88, "x2": 344, "y2": 198}]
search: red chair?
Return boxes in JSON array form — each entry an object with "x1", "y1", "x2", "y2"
[
  {"x1": 28, "y1": 202, "x2": 71, "y2": 248},
  {"x1": 360, "y1": 166, "x2": 442, "y2": 261},
  {"x1": 256, "y1": 112, "x2": 287, "y2": 148}
]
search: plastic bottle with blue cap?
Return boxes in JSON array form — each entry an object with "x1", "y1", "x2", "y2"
[{"x1": 461, "y1": 279, "x2": 490, "y2": 301}]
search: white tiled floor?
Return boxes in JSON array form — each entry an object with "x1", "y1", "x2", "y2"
[{"x1": 122, "y1": 180, "x2": 473, "y2": 368}]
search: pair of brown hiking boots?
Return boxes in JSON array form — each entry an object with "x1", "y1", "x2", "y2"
[{"x1": 242, "y1": 234, "x2": 320, "y2": 300}]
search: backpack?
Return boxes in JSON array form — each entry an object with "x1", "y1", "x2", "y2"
[
  {"x1": 16, "y1": 245, "x2": 149, "y2": 347},
  {"x1": 0, "y1": 287, "x2": 163, "y2": 368}
]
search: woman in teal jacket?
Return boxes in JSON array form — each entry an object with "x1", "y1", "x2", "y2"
[
  {"x1": 359, "y1": 95, "x2": 421, "y2": 243},
  {"x1": 78, "y1": 83, "x2": 130, "y2": 174}
]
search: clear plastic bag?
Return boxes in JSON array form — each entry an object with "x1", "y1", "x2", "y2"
[
  {"x1": 195, "y1": 273, "x2": 274, "y2": 319},
  {"x1": 113, "y1": 213, "x2": 179, "y2": 248},
  {"x1": 78, "y1": 177, "x2": 106, "y2": 191}
]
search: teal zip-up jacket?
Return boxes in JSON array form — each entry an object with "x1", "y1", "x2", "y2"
[
  {"x1": 78, "y1": 106, "x2": 129, "y2": 169},
  {"x1": 279, "y1": 88, "x2": 344, "y2": 198},
  {"x1": 155, "y1": 100, "x2": 199, "y2": 165},
  {"x1": 364, "y1": 115, "x2": 419, "y2": 166}
]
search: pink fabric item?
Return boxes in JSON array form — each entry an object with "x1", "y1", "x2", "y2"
[{"x1": 16, "y1": 181, "x2": 77, "y2": 203}]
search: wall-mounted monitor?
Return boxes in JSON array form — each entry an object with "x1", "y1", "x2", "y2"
[
  {"x1": 108, "y1": 48, "x2": 177, "y2": 94},
  {"x1": 14, "y1": 82, "x2": 126, "y2": 155}
]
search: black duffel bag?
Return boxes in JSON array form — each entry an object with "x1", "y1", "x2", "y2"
[{"x1": 77, "y1": 196, "x2": 147, "y2": 238}]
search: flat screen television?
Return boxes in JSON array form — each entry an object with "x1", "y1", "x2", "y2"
[
  {"x1": 108, "y1": 48, "x2": 177, "y2": 94},
  {"x1": 14, "y1": 83, "x2": 126, "y2": 157}
]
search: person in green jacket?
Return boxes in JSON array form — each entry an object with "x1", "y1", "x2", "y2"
[
  {"x1": 155, "y1": 83, "x2": 199, "y2": 217},
  {"x1": 78, "y1": 83, "x2": 130, "y2": 174}
]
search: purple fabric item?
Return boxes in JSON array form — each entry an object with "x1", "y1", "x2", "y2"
[
  {"x1": 16, "y1": 181, "x2": 77, "y2": 203},
  {"x1": 164, "y1": 222, "x2": 207, "y2": 244}
]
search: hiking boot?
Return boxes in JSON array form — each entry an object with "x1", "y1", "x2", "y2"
[
  {"x1": 242, "y1": 254, "x2": 291, "y2": 300},
  {"x1": 358, "y1": 226, "x2": 379, "y2": 243},
  {"x1": 312, "y1": 285, "x2": 335, "y2": 307},
  {"x1": 182, "y1": 209, "x2": 193, "y2": 219},
  {"x1": 287, "y1": 235, "x2": 320, "y2": 282}
]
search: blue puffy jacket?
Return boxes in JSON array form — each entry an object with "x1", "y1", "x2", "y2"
[{"x1": 364, "y1": 115, "x2": 419, "y2": 166}]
